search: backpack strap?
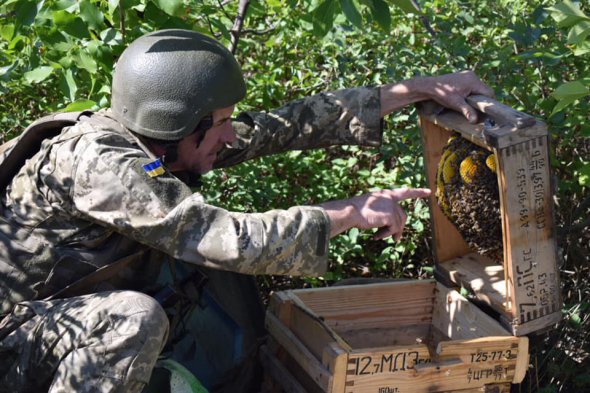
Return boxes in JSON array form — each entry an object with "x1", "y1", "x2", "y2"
[{"x1": 0, "y1": 111, "x2": 94, "y2": 193}]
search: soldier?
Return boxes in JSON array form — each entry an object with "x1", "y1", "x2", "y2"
[{"x1": 0, "y1": 29, "x2": 493, "y2": 392}]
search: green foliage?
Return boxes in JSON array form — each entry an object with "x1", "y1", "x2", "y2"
[
  {"x1": 2, "y1": 0, "x2": 590, "y2": 390},
  {"x1": 548, "y1": 1, "x2": 590, "y2": 114}
]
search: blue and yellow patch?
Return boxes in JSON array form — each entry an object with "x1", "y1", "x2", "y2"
[{"x1": 143, "y1": 159, "x2": 165, "y2": 178}]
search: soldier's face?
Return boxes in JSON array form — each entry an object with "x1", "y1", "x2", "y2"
[{"x1": 176, "y1": 105, "x2": 236, "y2": 174}]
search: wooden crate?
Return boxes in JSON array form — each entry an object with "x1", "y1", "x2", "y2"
[
  {"x1": 264, "y1": 280, "x2": 528, "y2": 393},
  {"x1": 418, "y1": 95, "x2": 562, "y2": 336}
]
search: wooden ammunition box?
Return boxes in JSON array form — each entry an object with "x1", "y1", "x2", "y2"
[
  {"x1": 263, "y1": 280, "x2": 528, "y2": 393},
  {"x1": 262, "y1": 97, "x2": 559, "y2": 392},
  {"x1": 418, "y1": 95, "x2": 562, "y2": 336}
]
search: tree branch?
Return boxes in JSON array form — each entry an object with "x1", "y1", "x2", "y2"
[
  {"x1": 216, "y1": 0, "x2": 232, "y2": 21},
  {"x1": 410, "y1": 0, "x2": 437, "y2": 38},
  {"x1": 241, "y1": 26, "x2": 275, "y2": 35},
  {"x1": 228, "y1": 0, "x2": 250, "y2": 54}
]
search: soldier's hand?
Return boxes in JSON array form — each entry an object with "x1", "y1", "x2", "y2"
[
  {"x1": 379, "y1": 70, "x2": 494, "y2": 124},
  {"x1": 319, "y1": 187, "x2": 431, "y2": 240},
  {"x1": 421, "y1": 70, "x2": 494, "y2": 123}
]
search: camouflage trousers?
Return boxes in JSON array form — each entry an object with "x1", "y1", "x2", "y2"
[{"x1": 0, "y1": 290, "x2": 169, "y2": 393}]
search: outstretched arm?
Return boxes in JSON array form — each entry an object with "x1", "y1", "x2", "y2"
[{"x1": 319, "y1": 188, "x2": 432, "y2": 240}]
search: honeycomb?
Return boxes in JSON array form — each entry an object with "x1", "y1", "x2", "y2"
[{"x1": 436, "y1": 136, "x2": 503, "y2": 262}]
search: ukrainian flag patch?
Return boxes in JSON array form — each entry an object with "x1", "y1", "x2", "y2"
[{"x1": 143, "y1": 159, "x2": 165, "y2": 178}]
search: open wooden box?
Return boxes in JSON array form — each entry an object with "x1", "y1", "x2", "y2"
[
  {"x1": 262, "y1": 97, "x2": 560, "y2": 392},
  {"x1": 263, "y1": 280, "x2": 528, "y2": 393},
  {"x1": 418, "y1": 96, "x2": 562, "y2": 336}
]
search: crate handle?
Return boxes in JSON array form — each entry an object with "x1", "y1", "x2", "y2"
[
  {"x1": 413, "y1": 357, "x2": 464, "y2": 373},
  {"x1": 465, "y1": 95, "x2": 537, "y2": 129}
]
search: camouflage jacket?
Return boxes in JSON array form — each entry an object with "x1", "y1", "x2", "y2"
[{"x1": 0, "y1": 87, "x2": 382, "y2": 314}]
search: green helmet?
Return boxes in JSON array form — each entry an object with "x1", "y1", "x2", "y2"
[{"x1": 111, "y1": 29, "x2": 246, "y2": 141}]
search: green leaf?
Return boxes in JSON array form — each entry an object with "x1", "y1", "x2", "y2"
[
  {"x1": 567, "y1": 20, "x2": 590, "y2": 45},
  {"x1": 569, "y1": 312, "x2": 582, "y2": 327},
  {"x1": 392, "y1": 0, "x2": 420, "y2": 14},
  {"x1": 553, "y1": 80, "x2": 589, "y2": 100},
  {"x1": 152, "y1": 0, "x2": 184, "y2": 17},
  {"x1": 59, "y1": 68, "x2": 77, "y2": 101},
  {"x1": 0, "y1": 24, "x2": 16, "y2": 42},
  {"x1": 79, "y1": 0, "x2": 105, "y2": 30},
  {"x1": 348, "y1": 227, "x2": 359, "y2": 244},
  {"x1": 15, "y1": 0, "x2": 39, "y2": 27},
  {"x1": 62, "y1": 99, "x2": 97, "y2": 112},
  {"x1": 107, "y1": 0, "x2": 119, "y2": 18},
  {"x1": 53, "y1": 0, "x2": 78, "y2": 12},
  {"x1": 7, "y1": 34, "x2": 24, "y2": 50},
  {"x1": 371, "y1": 0, "x2": 391, "y2": 30},
  {"x1": 312, "y1": 0, "x2": 339, "y2": 37},
  {"x1": 53, "y1": 10, "x2": 91, "y2": 39},
  {"x1": 100, "y1": 28, "x2": 123, "y2": 46},
  {"x1": 0, "y1": 62, "x2": 18, "y2": 79},
  {"x1": 547, "y1": 1, "x2": 590, "y2": 28},
  {"x1": 23, "y1": 65, "x2": 54, "y2": 83},
  {"x1": 573, "y1": 40, "x2": 590, "y2": 56},
  {"x1": 577, "y1": 162, "x2": 590, "y2": 186},
  {"x1": 340, "y1": 0, "x2": 362, "y2": 29},
  {"x1": 76, "y1": 50, "x2": 98, "y2": 73},
  {"x1": 551, "y1": 96, "x2": 580, "y2": 116}
]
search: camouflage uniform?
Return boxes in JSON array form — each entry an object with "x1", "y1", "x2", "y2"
[{"x1": 0, "y1": 87, "x2": 382, "y2": 392}]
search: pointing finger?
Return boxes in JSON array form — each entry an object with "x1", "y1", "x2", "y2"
[{"x1": 390, "y1": 187, "x2": 432, "y2": 201}]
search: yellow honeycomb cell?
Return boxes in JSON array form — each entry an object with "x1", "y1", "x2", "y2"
[
  {"x1": 460, "y1": 156, "x2": 478, "y2": 184},
  {"x1": 486, "y1": 154, "x2": 497, "y2": 173},
  {"x1": 442, "y1": 152, "x2": 457, "y2": 184}
]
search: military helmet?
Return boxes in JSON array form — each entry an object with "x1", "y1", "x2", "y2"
[{"x1": 111, "y1": 29, "x2": 246, "y2": 141}]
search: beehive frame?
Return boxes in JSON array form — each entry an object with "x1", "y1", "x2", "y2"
[{"x1": 418, "y1": 95, "x2": 562, "y2": 336}]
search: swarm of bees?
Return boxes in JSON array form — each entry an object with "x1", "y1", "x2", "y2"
[{"x1": 436, "y1": 135, "x2": 503, "y2": 262}]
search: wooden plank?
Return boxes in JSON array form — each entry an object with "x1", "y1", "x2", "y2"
[
  {"x1": 265, "y1": 311, "x2": 333, "y2": 390},
  {"x1": 260, "y1": 344, "x2": 308, "y2": 393},
  {"x1": 496, "y1": 135, "x2": 562, "y2": 334},
  {"x1": 438, "y1": 253, "x2": 509, "y2": 316},
  {"x1": 435, "y1": 336, "x2": 523, "y2": 365},
  {"x1": 446, "y1": 383, "x2": 512, "y2": 393},
  {"x1": 419, "y1": 116, "x2": 472, "y2": 263},
  {"x1": 422, "y1": 110, "x2": 491, "y2": 149},
  {"x1": 291, "y1": 281, "x2": 436, "y2": 331},
  {"x1": 465, "y1": 95, "x2": 537, "y2": 129},
  {"x1": 418, "y1": 98, "x2": 546, "y2": 149},
  {"x1": 285, "y1": 292, "x2": 353, "y2": 355},
  {"x1": 342, "y1": 342, "x2": 520, "y2": 393},
  {"x1": 322, "y1": 343, "x2": 348, "y2": 393},
  {"x1": 268, "y1": 291, "x2": 294, "y2": 326},
  {"x1": 512, "y1": 337, "x2": 529, "y2": 383},
  {"x1": 432, "y1": 283, "x2": 510, "y2": 340},
  {"x1": 338, "y1": 324, "x2": 432, "y2": 349}
]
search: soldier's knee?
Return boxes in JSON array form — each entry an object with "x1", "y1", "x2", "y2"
[{"x1": 107, "y1": 291, "x2": 169, "y2": 342}]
